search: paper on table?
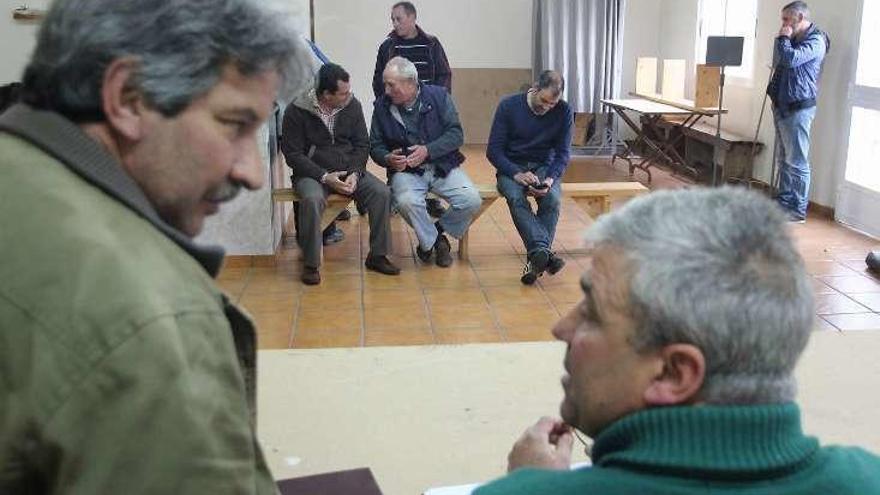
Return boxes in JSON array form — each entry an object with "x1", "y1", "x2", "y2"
[{"x1": 423, "y1": 461, "x2": 592, "y2": 495}]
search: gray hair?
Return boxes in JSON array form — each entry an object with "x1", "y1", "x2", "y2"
[
  {"x1": 585, "y1": 187, "x2": 814, "y2": 404},
  {"x1": 783, "y1": 1, "x2": 810, "y2": 18},
  {"x1": 384, "y1": 56, "x2": 419, "y2": 84},
  {"x1": 22, "y1": 0, "x2": 309, "y2": 121}
]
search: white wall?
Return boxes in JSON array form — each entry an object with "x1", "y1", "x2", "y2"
[
  {"x1": 649, "y1": 0, "x2": 862, "y2": 208},
  {"x1": 313, "y1": 0, "x2": 532, "y2": 122},
  {"x1": 621, "y1": 0, "x2": 662, "y2": 97},
  {"x1": 0, "y1": 1, "x2": 49, "y2": 84}
]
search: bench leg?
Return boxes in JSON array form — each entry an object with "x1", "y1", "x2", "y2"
[
  {"x1": 572, "y1": 195, "x2": 611, "y2": 220},
  {"x1": 319, "y1": 200, "x2": 354, "y2": 231},
  {"x1": 457, "y1": 197, "x2": 498, "y2": 261}
]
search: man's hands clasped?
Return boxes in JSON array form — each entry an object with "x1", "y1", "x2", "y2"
[
  {"x1": 385, "y1": 145, "x2": 429, "y2": 172},
  {"x1": 514, "y1": 171, "x2": 554, "y2": 198},
  {"x1": 323, "y1": 171, "x2": 358, "y2": 195}
]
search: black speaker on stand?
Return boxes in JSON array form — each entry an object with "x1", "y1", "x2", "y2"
[{"x1": 705, "y1": 36, "x2": 744, "y2": 186}]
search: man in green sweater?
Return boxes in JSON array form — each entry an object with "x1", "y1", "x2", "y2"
[
  {"x1": 0, "y1": 0, "x2": 308, "y2": 493},
  {"x1": 476, "y1": 188, "x2": 880, "y2": 494}
]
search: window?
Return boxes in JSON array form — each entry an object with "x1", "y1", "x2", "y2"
[{"x1": 695, "y1": 0, "x2": 758, "y2": 82}]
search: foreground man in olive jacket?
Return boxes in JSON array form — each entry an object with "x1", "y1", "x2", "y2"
[
  {"x1": 0, "y1": 0, "x2": 306, "y2": 492},
  {"x1": 476, "y1": 188, "x2": 880, "y2": 495}
]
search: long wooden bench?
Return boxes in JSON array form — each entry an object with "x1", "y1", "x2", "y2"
[{"x1": 272, "y1": 181, "x2": 649, "y2": 260}]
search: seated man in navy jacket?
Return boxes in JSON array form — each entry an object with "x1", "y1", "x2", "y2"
[
  {"x1": 370, "y1": 56, "x2": 480, "y2": 268},
  {"x1": 487, "y1": 70, "x2": 573, "y2": 285}
]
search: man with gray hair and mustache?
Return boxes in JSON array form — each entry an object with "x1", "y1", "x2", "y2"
[
  {"x1": 476, "y1": 188, "x2": 880, "y2": 494},
  {"x1": 0, "y1": 0, "x2": 308, "y2": 492}
]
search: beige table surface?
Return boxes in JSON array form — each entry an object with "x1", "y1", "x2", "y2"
[{"x1": 257, "y1": 332, "x2": 880, "y2": 494}]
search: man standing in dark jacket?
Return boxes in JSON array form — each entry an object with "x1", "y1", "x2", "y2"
[
  {"x1": 373, "y1": 1, "x2": 452, "y2": 219},
  {"x1": 767, "y1": 1, "x2": 829, "y2": 223},
  {"x1": 282, "y1": 63, "x2": 400, "y2": 285},
  {"x1": 370, "y1": 57, "x2": 480, "y2": 268}
]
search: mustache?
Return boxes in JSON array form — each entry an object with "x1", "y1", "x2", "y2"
[{"x1": 207, "y1": 180, "x2": 244, "y2": 203}]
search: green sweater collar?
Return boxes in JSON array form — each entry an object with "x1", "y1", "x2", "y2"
[{"x1": 592, "y1": 403, "x2": 820, "y2": 480}]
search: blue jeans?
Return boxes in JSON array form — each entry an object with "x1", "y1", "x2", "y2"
[
  {"x1": 774, "y1": 106, "x2": 816, "y2": 220},
  {"x1": 496, "y1": 164, "x2": 561, "y2": 255},
  {"x1": 391, "y1": 165, "x2": 481, "y2": 250}
]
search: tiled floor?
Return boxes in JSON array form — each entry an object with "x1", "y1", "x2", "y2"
[{"x1": 218, "y1": 145, "x2": 880, "y2": 348}]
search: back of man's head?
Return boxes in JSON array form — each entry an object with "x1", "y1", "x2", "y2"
[
  {"x1": 585, "y1": 187, "x2": 813, "y2": 405},
  {"x1": 21, "y1": 0, "x2": 303, "y2": 122},
  {"x1": 392, "y1": 1, "x2": 417, "y2": 17}
]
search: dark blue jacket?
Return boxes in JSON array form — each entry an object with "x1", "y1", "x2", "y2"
[
  {"x1": 370, "y1": 84, "x2": 464, "y2": 178},
  {"x1": 767, "y1": 23, "x2": 830, "y2": 116}
]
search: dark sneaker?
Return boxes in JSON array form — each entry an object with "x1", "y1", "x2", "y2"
[
  {"x1": 434, "y1": 233, "x2": 453, "y2": 267},
  {"x1": 426, "y1": 198, "x2": 447, "y2": 218},
  {"x1": 301, "y1": 266, "x2": 321, "y2": 285},
  {"x1": 365, "y1": 255, "x2": 401, "y2": 275},
  {"x1": 336, "y1": 209, "x2": 352, "y2": 221},
  {"x1": 547, "y1": 253, "x2": 566, "y2": 275},
  {"x1": 416, "y1": 245, "x2": 433, "y2": 263},
  {"x1": 520, "y1": 250, "x2": 550, "y2": 285},
  {"x1": 322, "y1": 224, "x2": 345, "y2": 245}
]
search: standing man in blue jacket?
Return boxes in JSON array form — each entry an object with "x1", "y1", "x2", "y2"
[
  {"x1": 487, "y1": 70, "x2": 573, "y2": 285},
  {"x1": 767, "y1": 1, "x2": 829, "y2": 223}
]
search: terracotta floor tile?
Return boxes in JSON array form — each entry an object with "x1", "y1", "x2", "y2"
[
  {"x1": 424, "y1": 287, "x2": 486, "y2": 306},
  {"x1": 217, "y1": 280, "x2": 247, "y2": 300},
  {"x1": 250, "y1": 310, "x2": 294, "y2": 335},
  {"x1": 415, "y1": 266, "x2": 480, "y2": 288},
  {"x1": 362, "y1": 289, "x2": 426, "y2": 309},
  {"x1": 814, "y1": 293, "x2": 872, "y2": 315},
  {"x1": 542, "y1": 284, "x2": 584, "y2": 305},
  {"x1": 300, "y1": 289, "x2": 362, "y2": 310},
  {"x1": 296, "y1": 308, "x2": 362, "y2": 333},
  {"x1": 822, "y1": 313, "x2": 880, "y2": 332},
  {"x1": 474, "y1": 269, "x2": 524, "y2": 287},
  {"x1": 429, "y1": 304, "x2": 496, "y2": 328},
  {"x1": 469, "y1": 255, "x2": 525, "y2": 269},
  {"x1": 483, "y1": 286, "x2": 549, "y2": 306},
  {"x1": 365, "y1": 305, "x2": 429, "y2": 330},
  {"x1": 848, "y1": 293, "x2": 880, "y2": 312},
  {"x1": 364, "y1": 271, "x2": 420, "y2": 290},
  {"x1": 320, "y1": 260, "x2": 363, "y2": 275},
  {"x1": 538, "y1": 268, "x2": 585, "y2": 287},
  {"x1": 551, "y1": 300, "x2": 579, "y2": 316},
  {"x1": 365, "y1": 328, "x2": 435, "y2": 347},
  {"x1": 504, "y1": 326, "x2": 556, "y2": 342},
  {"x1": 816, "y1": 275, "x2": 880, "y2": 294},
  {"x1": 292, "y1": 327, "x2": 361, "y2": 348},
  {"x1": 243, "y1": 274, "x2": 301, "y2": 294},
  {"x1": 811, "y1": 277, "x2": 838, "y2": 295},
  {"x1": 302, "y1": 274, "x2": 362, "y2": 291},
  {"x1": 257, "y1": 331, "x2": 293, "y2": 349},
  {"x1": 434, "y1": 327, "x2": 504, "y2": 345},
  {"x1": 238, "y1": 291, "x2": 299, "y2": 314},
  {"x1": 493, "y1": 304, "x2": 561, "y2": 329},
  {"x1": 217, "y1": 266, "x2": 250, "y2": 281}
]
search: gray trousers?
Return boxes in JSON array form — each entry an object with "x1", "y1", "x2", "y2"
[{"x1": 295, "y1": 173, "x2": 392, "y2": 268}]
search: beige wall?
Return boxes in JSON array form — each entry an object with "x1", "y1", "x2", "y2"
[{"x1": 0, "y1": 0, "x2": 49, "y2": 84}]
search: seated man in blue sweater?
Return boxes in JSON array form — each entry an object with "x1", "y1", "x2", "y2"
[
  {"x1": 487, "y1": 70, "x2": 573, "y2": 285},
  {"x1": 475, "y1": 188, "x2": 880, "y2": 494}
]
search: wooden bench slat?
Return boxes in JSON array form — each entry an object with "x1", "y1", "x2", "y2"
[{"x1": 271, "y1": 181, "x2": 649, "y2": 260}]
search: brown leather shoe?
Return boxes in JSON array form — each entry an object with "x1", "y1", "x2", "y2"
[
  {"x1": 365, "y1": 255, "x2": 401, "y2": 275},
  {"x1": 434, "y1": 234, "x2": 452, "y2": 268},
  {"x1": 301, "y1": 266, "x2": 321, "y2": 285}
]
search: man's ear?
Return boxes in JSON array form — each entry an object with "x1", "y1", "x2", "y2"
[
  {"x1": 101, "y1": 58, "x2": 147, "y2": 141},
  {"x1": 643, "y1": 344, "x2": 705, "y2": 406}
]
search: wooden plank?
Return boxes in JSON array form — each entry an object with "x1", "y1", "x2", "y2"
[
  {"x1": 561, "y1": 182, "x2": 648, "y2": 197},
  {"x1": 695, "y1": 64, "x2": 721, "y2": 109},
  {"x1": 629, "y1": 92, "x2": 727, "y2": 115},
  {"x1": 635, "y1": 57, "x2": 658, "y2": 95},
  {"x1": 661, "y1": 59, "x2": 686, "y2": 101}
]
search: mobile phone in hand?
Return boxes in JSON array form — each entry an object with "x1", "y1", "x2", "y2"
[
  {"x1": 531, "y1": 182, "x2": 549, "y2": 190},
  {"x1": 337, "y1": 171, "x2": 350, "y2": 181}
]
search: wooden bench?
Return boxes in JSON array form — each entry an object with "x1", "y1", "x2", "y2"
[{"x1": 272, "y1": 181, "x2": 649, "y2": 260}]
